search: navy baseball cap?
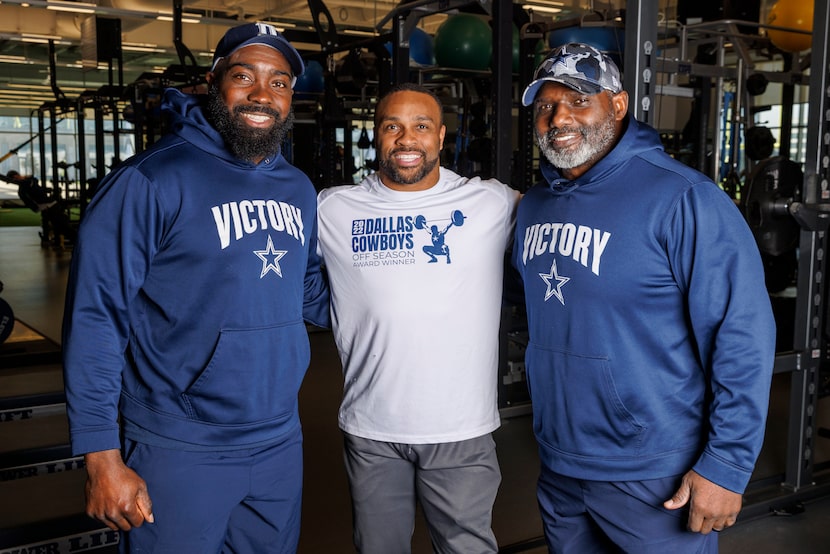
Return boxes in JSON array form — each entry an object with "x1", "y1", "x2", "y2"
[
  {"x1": 521, "y1": 42, "x2": 622, "y2": 106},
  {"x1": 212, "y1": 23, "x2": 305, "y2": 84}
]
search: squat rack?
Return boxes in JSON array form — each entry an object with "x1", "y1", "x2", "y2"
[{"x1": 625, "y1": 0, "x2": 830, "y2": 516}]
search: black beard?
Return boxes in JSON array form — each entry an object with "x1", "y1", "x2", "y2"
[
  {"x1": 205, "y1": 85, "x2": 294, "y2": 163},
  {"x1": 378, "y1": 149, "x2": 439, "y2": 185}
]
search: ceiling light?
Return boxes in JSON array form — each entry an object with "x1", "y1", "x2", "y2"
[
  {"x1": 522, "y1": 5, "x2": 563, "y2": 14},
  {"x1": 0, "y1": 55, "x2": 33, "y2": 64},
  {"x1": 6, "y1": 83, "x2": 87, "y2": 91},
  {"x1": 5, "y1": 83, "x2": 51, "y2": 89},
  {"x1": 265, "y1": 22, "x2": 294, "y2": 30},
  {"x1": 0, "y1": 100, "x2": 45, "y2": 106},
  {"x1": 122, "y1": 45, "x2": 165, "y2": 53},
  {"x1": 123, "y1": 41, "x2": 159, "y2": 48},
  {"x1": 342, "y1": 29, "x2": 377, "y2": 37},
  {"x1": 21, "y1": 32, "x2": 63, "y2": 41},
  {"x1": 19, "y1": 37, "x2": 59, "y2": 44},
  {"x1": 0, "y1": 91, "x2": 56, "y2": 98},
  {"x1": 156, "y1": 15, "x2": 201, "y2": 24},
  {"x1": 45, "y1": 1, "x2": 95, "y2": 13}
]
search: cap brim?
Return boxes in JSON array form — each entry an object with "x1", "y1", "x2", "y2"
[
  {"x1": 521, "y1": 77, "x2": 603, "y2": 106},
  {"x1": 212, "y1": 36, "x2": 305, "y2": 79}
]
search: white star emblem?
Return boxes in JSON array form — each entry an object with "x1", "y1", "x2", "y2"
[
  {"x1": 253, "y1": 235, "x2": 287, "y2": 278},
  {"x1": 539, "y1": 259, "x2": 570, "y2": 305}
]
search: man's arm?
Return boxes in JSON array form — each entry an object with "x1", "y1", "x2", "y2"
[
  {"x1": 62, "y1": 167, "x2": 162, "y2": 528},
  {"x1": 664, "y1": 182, "x2": 776, "y2": 530},
  {"x1": 63, "y1": 167, "x2": 158, "y2": 451},
  {"x1": 303, "y1": 213, "x2": 331, "y2": 328}
]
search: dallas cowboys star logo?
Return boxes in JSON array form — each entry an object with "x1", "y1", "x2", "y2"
[
  {"x1": 539, "y1": 259, "x2": 570, "y2": 305},
  {"x1": 253, "y1": 235, "x2": 287, "y2": 278}
]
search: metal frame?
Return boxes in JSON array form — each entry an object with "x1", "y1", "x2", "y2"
[
  {"x1": 623, "y1": 0, "x2": 658, "y2": 126},
  {"x1": 783, "y1": 0, "x2": 830, "y2": 494},
  {"x1": 603, "y1": 0, "x2": 830, "y2": 521}
]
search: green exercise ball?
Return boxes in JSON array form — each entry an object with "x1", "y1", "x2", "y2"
[
  {"x1": 535, "y1": 38, "x2": 547, "y2": 69},
  {"x1": 512, "y1": 25, "x2": 520, "y2": 72},
  {"x1": 434, "y1": 14, "x2": 492, "y2": 70},
  {"x1": 513, "y1": 28, "x2": 546, "y2": 73}
]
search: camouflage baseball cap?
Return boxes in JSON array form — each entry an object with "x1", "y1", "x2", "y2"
[{"x1": 521, "y1": 42, "x2": 622, "y2": 106}]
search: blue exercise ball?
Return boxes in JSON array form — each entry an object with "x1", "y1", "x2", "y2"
[
  {"x1": 409, "y1": 27, "x2": 435, "y2": 66},
  {"x1": 293, "y1": 60, "x2": 325, "y2": 99},
  {"x1": 384, "y1": 27, "x2": 435, "y2": 66},
  {"x1": 548, "y1": 26, "x2": 624, "y2": 67}
]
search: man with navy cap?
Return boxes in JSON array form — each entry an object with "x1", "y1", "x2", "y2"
[
  {"x1": 513, "y1": 43, "x2": 775, "y2": 552},
  {"x1": 62, "y1": 23, "x2": 329, "y2": 551}
]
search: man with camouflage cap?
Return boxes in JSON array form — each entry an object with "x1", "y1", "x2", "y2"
[{"x1": 513, "y1": 42, "x2": 775, "y2": 552}]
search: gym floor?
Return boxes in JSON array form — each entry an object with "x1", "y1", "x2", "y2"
[{"x1": 1, "y1": 224, "x2": 829, "y2": 553}]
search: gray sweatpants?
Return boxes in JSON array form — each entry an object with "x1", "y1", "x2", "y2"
[{"x1": 343, "y1": 432, "x2": 501, "y2": 554}]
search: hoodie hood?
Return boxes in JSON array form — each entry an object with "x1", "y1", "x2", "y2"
[
  {"x1": 539, "y1": 114, "x2": 665, "y2": 191},
  {"x1": 161, "y1": 88, "x2": 283, "y2": 169}
]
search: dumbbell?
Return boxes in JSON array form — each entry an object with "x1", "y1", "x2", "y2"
[{"x1": 413, "y1": 209, "x2": 466, "y2": 230}]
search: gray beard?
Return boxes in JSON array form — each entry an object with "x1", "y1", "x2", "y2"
[{"x1": 536, "y1": 109, "x2": 617, "y2": 170}]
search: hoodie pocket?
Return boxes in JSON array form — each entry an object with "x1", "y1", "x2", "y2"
[
  {"x1": 181, "y1": 321, "x2": 309, "y2": 425},
  {"x1": 527, "y1": 342, "x2": 645, "y2": 458}
]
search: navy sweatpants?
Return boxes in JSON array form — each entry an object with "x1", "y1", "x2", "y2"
[
  {"x1": 537, "y1": 470, "x2": 718, "y2": 553},
  {"x1": 120, "y1": 426, "x2": 303, "y2": 553}
]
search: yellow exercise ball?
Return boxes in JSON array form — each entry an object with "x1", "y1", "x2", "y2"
[{"x1": 767, "y1": 0, "x2": 814, "y2": 53}]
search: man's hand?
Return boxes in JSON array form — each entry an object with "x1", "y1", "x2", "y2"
[
  {"x1": 84, "y1": 449, "x2": 154, "y2": 531},
  {"x1": 663, "y1": 470, "x2": 742, "y2": 534}
]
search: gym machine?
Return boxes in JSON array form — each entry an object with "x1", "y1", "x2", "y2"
[{"x1": 625, "y1": 0, "x2": 830, "y2": 518}]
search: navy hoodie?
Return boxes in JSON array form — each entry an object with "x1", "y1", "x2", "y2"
[
  {"x1": 63, "y1": 88, "x2": 330, "y2": 454},
  {"x1": 513, "y1": 115, "x2": 775, "y2": 494}
]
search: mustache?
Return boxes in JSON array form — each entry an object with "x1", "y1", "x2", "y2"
[
  {"x1": 234, "y1": 105, "x2": 281, "y2": 119},
  {"x1": 389, "y1": 147, "x2": 425, "y2": 156},
  {"x1": 546, "y1": 127, "x2": 585, "y2": 139}
]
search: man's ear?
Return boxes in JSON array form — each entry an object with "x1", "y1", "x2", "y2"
[{"x1": 612, "y1": 90, "x2": 629, "y2": 121}]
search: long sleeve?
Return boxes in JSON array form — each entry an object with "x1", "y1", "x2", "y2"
[
  {"x1": 668, "y1": 182, "x2": 776, "y2": 493},
  {"x1": 302, "y1": 212, "x2": 331, "y2": 329},
  {"x1": 62, "y1": 167, "x2": 163, "y2": 455}
]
